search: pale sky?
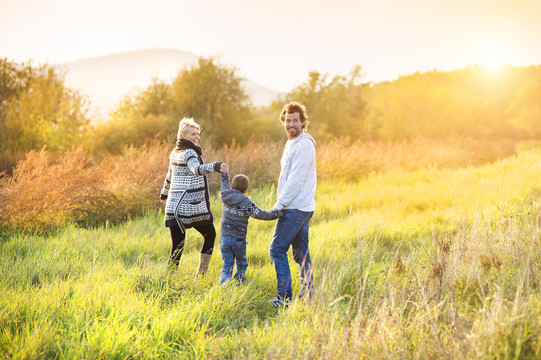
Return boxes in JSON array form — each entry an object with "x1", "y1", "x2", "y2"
[{"x1": 1, "y1": 0, "x2": 540, "y2": 92}]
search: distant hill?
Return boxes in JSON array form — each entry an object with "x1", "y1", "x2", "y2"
[{"x1": 59, "y1": 48, "x2": 280, "y2": 117}]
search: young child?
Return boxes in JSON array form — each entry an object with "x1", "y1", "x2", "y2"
[{"x1": 219, "y1": 172, "x2": 281, "y2": 285}]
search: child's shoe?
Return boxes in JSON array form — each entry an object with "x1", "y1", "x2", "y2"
[{"x1": 269, "y1": 295, "x2": 291, "y2": 308}]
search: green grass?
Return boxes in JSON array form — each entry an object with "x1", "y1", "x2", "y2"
[{"x1": 2, "y1": 148, "x2": 541, "y2": 358}]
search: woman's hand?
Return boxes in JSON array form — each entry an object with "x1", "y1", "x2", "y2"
[
  {"x1": 220, "y1": 163, "x2": 229, "y2": 173},
  {"x1": 160, "y1": 199, "x2": 166, "y2": 204}
]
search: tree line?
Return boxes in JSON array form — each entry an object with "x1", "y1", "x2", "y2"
[
  {"x1": 1, "y1": 56, "x2": 540, "y2": 172},
  {"x1": 368, "y1": 64, "x2": 541, "y2": 140},
  {"x1": 0, "y1": 59, "x2": 89, "y2": 156}
]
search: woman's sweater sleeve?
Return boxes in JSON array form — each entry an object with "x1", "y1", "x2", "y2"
[
  {"x1": 185, "y1": 150, "x2": 222, "y2": 175},
  {"x1": 160, "y1": 163, "x2": 172, "y2": 200}
]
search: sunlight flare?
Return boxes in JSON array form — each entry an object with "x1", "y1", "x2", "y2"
[{"x1": 482, "y1": 54, "x2": 505, "y2": 70}]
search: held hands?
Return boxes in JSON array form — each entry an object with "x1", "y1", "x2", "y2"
[{"x1": 220, "y1": 163, "x2": 229, "y2": 173}]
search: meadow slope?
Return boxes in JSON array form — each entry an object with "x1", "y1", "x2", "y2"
[{"x1": 2, "y1": 147, "x2": 541, "y2": 359}]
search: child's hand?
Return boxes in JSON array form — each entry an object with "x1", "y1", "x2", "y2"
[
  {"x1": 271, "y1": 209, "x2": 282, "y2": 217},
  {"x1": 220, "y1": 163, "x2": 229, "y2": 173}
]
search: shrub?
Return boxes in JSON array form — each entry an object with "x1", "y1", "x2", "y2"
[
  {"x1": 0, "y1": 147, "x2": 119, "y2": 234},
  {"x1": 0, "y1": 137, "x2": 518, "y2": 235}
]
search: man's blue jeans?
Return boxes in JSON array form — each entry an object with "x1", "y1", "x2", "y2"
[
  {"x1": 220, "y1": 236, "x2": 248, "y2": 285},
  {"x1": 269, "y1": 209, "x2": 314, "y2": 300}
]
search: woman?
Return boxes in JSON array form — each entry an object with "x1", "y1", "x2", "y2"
[{"x1": 160, "y1": 117, "x2": 228, "y2": 275}]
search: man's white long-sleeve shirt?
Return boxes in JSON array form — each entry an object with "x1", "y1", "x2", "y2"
[{"x1": 273, "y1": 131, "x2": 317, "y2": 212}]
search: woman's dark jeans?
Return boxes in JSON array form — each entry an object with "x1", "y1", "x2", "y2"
[{"x1": 169, "y1": 223, "x2": 216, "y2": 267}]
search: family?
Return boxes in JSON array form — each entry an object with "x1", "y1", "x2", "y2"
[{"x1": 159, "y1": 102, "x2": 317, "y2": 308}]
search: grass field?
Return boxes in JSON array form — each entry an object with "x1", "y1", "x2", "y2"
[{"x1": 2, "y1": 146, "x2": 541, "y2": 359}]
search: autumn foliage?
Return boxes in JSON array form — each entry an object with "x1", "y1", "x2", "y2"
[{"x1": 0, "y1": 137, "x2": 518, "y2": 235}]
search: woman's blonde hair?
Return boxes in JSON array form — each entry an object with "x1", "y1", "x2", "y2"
[{"x1": 177, "y1": 117, "x2": 201, "y2": 141}]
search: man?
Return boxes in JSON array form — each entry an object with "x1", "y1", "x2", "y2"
[{"x1": 269, "y1": 101, "x2": 317, "y2": 308}]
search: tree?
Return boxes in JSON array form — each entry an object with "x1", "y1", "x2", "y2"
[
  {"x1": 273, "y1": 66, "x2": 371, "y2": 141},
  {"x1": 171, "y1": 57, "x2": 254, "y2": 146},
  {"x1": 89, "y1": 78, "x2": 178, "y2": 153},
  {"x1": 505, "y1": 68, "x2": 541, "y2": 138},
  {"x1": 375, "y1": 65, "x2": 541, "y2": 140},
  {"x1": 96, "y1": 57, "x2": 256, "y2": 150},
  {"x1": 0, "y1": 59, "x2": 90, "y2": 154}
]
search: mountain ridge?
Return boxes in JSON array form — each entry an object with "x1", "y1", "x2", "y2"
[{"x1": 59, "y1": 48, "x2": 280, "y2": 117}]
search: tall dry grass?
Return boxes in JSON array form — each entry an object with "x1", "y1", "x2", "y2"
[
  {"x1": 2, "y1": 146, "x2": 541, "y2": 358},
  {"x1": 0, "y1": 150, "x2": 25, "y2": 176},
  {"x1": 0, "y1": 145, "x2": 168, "y2": 235},
  {"x1": 0, "y1": 137, "x2": 518, "y2": 235},
  {"x1": 317, "y1": 137, "x2": 517, "y2": 180},
  {"x1": 202, "y1": 138, "x2": 282, "y2": 192},
  {"x1": 0, "y1": 148, "x2": 113, "y2": 234}
]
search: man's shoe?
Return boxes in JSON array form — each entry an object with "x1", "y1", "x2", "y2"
[
  {"x1": 269, "y1": 296, "x2": 291, "y2": 309},
  {"x1": 298, "y1": 288, "x2": 313, "y2": 300}
]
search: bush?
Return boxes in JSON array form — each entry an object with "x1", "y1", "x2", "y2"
[
  {"x1": 0, "y1": 137, "x2": 518, "y2": 235},
  {"x1": 0, "y1": 144, "x2": 169, "y2": 235},
  {"x1": 0, "y1": 147, "x2": 116, "y2": 234}
]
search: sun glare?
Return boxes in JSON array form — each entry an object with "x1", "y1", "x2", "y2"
[
  {"x1": 482, "y1": 55, "x2": 505, "y2": 70},
  {"x1": 476, "y1": 42, "x2": 508, "y2": 71}
]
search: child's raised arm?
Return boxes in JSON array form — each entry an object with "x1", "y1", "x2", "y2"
[{"x1": 221, "y1": 172, "x2": 231, "y2": 191}]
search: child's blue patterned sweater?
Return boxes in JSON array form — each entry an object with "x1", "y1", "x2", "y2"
[{"x1": 220, "y1": 173, "x2": 281, "y2": 239}]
